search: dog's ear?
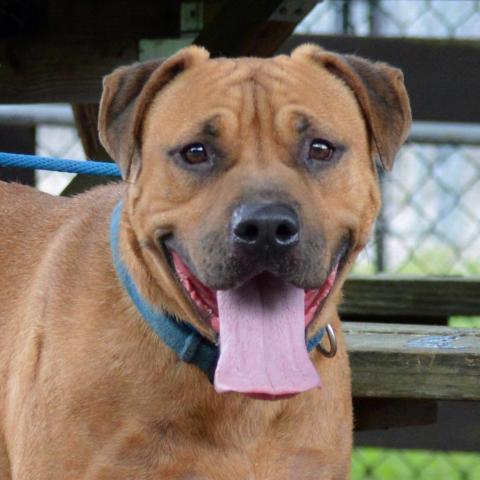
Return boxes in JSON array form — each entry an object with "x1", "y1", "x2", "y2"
[
  {"x1": 292, "y1": 44, "x2": 411, "y2": 171},
  {"x1": 98, "y1": 45, "x2": 210, "y2": 179}
]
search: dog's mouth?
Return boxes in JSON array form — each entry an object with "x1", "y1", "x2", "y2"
[
  {"x1": 166, "y1": 248, "x2": 344, "y2": 400},
  {"x1": 172, "y1": 252, "x2": 338, "y2": 333}
]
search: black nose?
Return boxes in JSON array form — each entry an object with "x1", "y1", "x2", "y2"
[{"x1": 232, "y1": 203, "x2": 299, "y2": 253}]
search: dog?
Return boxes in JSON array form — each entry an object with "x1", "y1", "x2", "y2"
[{"x1": 0, "y1": 44, "x2": 410, "y2": 479}]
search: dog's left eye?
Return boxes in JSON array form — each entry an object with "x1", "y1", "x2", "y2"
[
  {"x1": 180, "y1": 143, "x2": 209, "y2": 165},
  {"x1": 308, "y1": 139, "x2": 335, "y2": 162}
]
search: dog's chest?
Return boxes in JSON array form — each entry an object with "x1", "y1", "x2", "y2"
[{"x1": 82, "y1": 414, "x2": 333, "y2": 480}]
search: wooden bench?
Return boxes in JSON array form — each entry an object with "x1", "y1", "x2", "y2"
[
  {"x1": 342, "y1": 276, "x2": 480, "y2": 450},
  {"x1": 343, "y1": 275, "x2": 480, "y2": 401}
]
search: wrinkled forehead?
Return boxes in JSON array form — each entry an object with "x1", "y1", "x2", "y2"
[{"x1": 143, "y1": 55, "x2": 366, "y2": 143}]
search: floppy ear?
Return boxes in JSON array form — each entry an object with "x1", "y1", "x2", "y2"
[
  {"x1": 98, "y1": 45, "x2": 210, "y2": 179},
  {"x1": 292, "y1": 44, "x2": 412, "y2": 171}
]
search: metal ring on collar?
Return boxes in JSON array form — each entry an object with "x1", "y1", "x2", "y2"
[{"x1": 316, "y1": 323, "x2": 337, "y2": 358}]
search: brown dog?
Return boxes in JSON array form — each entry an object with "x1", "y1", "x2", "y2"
[{"x1": 0, "y1": 44, "x2": 410, "y2": 479}]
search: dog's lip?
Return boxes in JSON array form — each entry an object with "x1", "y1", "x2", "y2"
[{"x1": 165, "y1": 247, "x2": 344, "y2": 334}]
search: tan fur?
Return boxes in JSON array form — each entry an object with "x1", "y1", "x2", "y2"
[{"x1": 0, "y1": 45, "x2": 410, "y2": 479}]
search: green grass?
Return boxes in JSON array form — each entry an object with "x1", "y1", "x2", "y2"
[
  {"x1": 450, "y1": 316, "x2": 480, "y2": 328},
  {"x1": 352, "y1": 448, "x2": 480, "y2": 480}
]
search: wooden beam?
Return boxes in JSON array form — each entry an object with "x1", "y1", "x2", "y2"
[
  {"x1": 353, "y1": 398, "x2": 437, "y2": 431},
  {"x1": 72, "y1": 104, "x2": 110, "y2": 161},
  {"x1": 355, "y1": 400, "x2": 480, "y2": 452},
  {"x1": 61, "y1": 103, "x2": 116, "y2": 196},
  {"x1": 60, "y1": 103, "x2": 119, "y2": 196},
  {"x1": 280, "y1": 35, "x2": 480, "y2": 123},
  {"x1": 1, "y1": 0, "x2": 179, "y2": 41},
  {"x1": 196, "y1": 0, "x2": 318, "y2": 57},
  {"x1": 46, "y1": 0, "x2": 179, "y2": 40},
  {"x1": 0, "y1": 0, "x2": 43, "y2": 38},
  {"x1": 0, "y1": 39, "x2": 138, "y2": 104},
  {"x1": 346, "y1": 322, "x2": 480, "y2": 401},
  {"x1": 341, "y1": 275, "x2": 480, "y2": 318}
]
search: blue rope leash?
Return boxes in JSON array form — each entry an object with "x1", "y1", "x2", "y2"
[{"x1": 0, "y1": 152, "x2": 121, "y2": 177}]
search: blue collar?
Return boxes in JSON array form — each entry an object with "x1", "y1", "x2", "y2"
[{"x1": 110, "y1": 201, "x2": 325, "y2": 378}]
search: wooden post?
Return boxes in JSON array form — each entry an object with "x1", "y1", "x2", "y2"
[
  {"x1": 196, "y1": 0, "x2": 317, "y2": 57},
  {"x1": 0, "y1": 125, "x2": 36, "y2": 185}
]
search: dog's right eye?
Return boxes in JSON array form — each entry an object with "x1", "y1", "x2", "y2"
[
  {"x1": 180, "y1": 143, "x2": 209, "y2": 165},
  {"x1": 308, "y1": 139, "x2": 335, "y2": 162}
]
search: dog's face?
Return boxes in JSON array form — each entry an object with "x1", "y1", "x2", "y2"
[{"x1": 99, "y1": 45, "x2": 411, "y2": 397}]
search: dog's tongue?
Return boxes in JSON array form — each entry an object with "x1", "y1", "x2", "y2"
[{"x1": 214, "y1": 275, "x2": 321, "y2": 396}]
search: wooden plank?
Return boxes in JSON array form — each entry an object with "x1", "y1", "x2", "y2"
[
  {"x1": 0, "y1": 39, "x2": 138, "y2": 104},
  {"x1": 46, "y1": 0, "x2": 179, "y2": 40},
  {"x1": 355, "y1": 400, "x2": 480, "y2": 452},
  {"x1": 341, "y1": 275, "x2": 480, "y2": 318},
  {"x1": 280, "y1": 35, "x2": 480, "y2": 123},
  {"x1": 196, "y1": 0, "x2": 318, "y2": 57},
  {"x1": 346, "y1": 322, "x2": 480, "y2": 401}
]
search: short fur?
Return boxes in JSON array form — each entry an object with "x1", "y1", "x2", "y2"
[{"x1": 0, "y1": 45, "x2": 410, "y2": 479}]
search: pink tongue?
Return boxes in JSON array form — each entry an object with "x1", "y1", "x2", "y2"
[{"x1": 214, "y1": 275, "x2": 321, "y2": 396}]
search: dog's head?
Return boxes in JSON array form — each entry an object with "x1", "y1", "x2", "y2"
[{"x1": 99, "y1": 44, "x2": 411, "y2": 398}]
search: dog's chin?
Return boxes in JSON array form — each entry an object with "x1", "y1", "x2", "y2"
[{"x1": 163, "y1": 246, "x2": 345, "y2": 335}]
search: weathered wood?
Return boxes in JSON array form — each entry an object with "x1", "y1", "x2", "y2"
[
  {"x1": 196, "y1": 0, "x2": 317, "y2": 57},
  {"x1": 345, "y1": 322, "x2": 480, "y2": 401},
  {"x1": 0, "y1": 40, "x2": 138, "y2": 104},
  {"x1": 355, "y1": 400, "x2": 480, "y2": 452},
  {"x1": 280, "y1": 35, "x2": 480, "y2": 123},
  {"x1": 341, "y1": 275, "x2": 480, "y2": 318}
]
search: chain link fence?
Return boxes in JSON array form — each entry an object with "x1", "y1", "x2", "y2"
[
  {"x1": 296, "y1": 0, "x2": 480, "y2": 38},
  {"x1": 356, "y1": 133, "x2": 480, "y2": 276}
]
